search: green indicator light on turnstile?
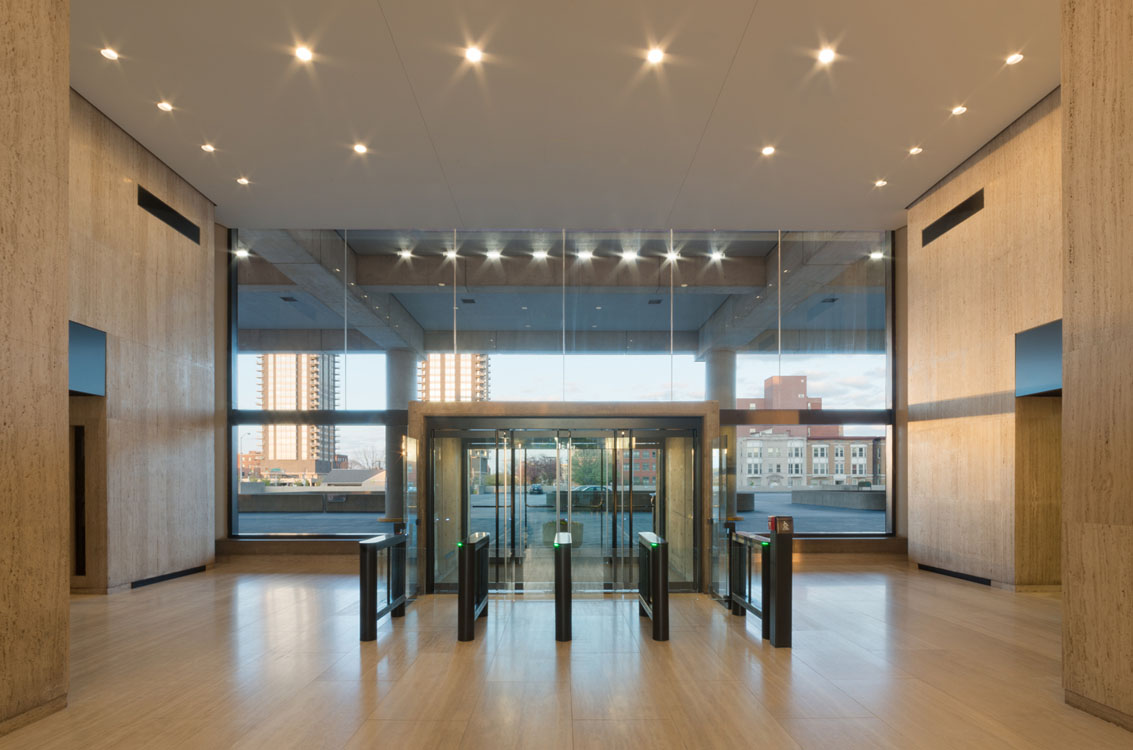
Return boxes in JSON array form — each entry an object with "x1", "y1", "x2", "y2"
[
  {"x1": 457, "y1": 542, "x2": 463, "y2": 547},
  {"x1": 761, "y1": 542, "x2": 769, "y2": 547},
  {"x1": 554, "y1": 543, "x2": 559, "y2": 548},
  {"x1": 651, "y1": 543, "x2": 658, "y2": 548}
]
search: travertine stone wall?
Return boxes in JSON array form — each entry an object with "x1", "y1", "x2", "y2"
[
  {"x1": 69, "y1": 91, "x2": 216, "y2": 590},
  {"x1": 1061, "y1": 0, "x2": 1133, "y2": 729},
  {"x1": 0, "y1": 0, "x2": 70, "y2": 734},
  {"x1": 906, "y1": 90, "x2": 1062, "y2": 586}
]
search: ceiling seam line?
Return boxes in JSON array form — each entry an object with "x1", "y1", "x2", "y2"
[
  {"x1": 663, "y1": 0, "x2": 761, "y2": 227},
  {"x1": 373, "y1": 0, "x2": 466, "y2": 228}
]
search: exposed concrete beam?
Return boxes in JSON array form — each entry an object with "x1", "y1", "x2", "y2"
[
  {"x1": 355, "y1": 253, "x2": 763, "y2": 294},
  {"x1": 239, "y1": 229, "x2": 424, "y2": 353},
  {"x1": 238, "y1": 329, "x2": 383, "y2": 352},
  {"x1": 697, "y1": 231, "x2": 885, "y2": 357},
  {"x1": 424, "y1": 329, "x2": 699, "y2": 354}
]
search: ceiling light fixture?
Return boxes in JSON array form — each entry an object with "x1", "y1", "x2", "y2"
[
  {"x1": 533, "y1": 249, "x2": 549, "y2": 260},
  {"x1": 818, "y1": 47, "x2": 835, "y2": 64},
  {"x1": 156, "y1": 101, "x2": 173, "y2": 112},
  {"x1": 761, "y1": 145, "x2": 776, "y2": 156},
  {"x1": 909, "y1": 146, "x2": 923, "y2": 155},
  {"x1": 1006, "y1": 53, "x2": 1024, "y2": 65},
  {"x1": 399, "y1": 249, "x2": 412, "y2": 259},
  {"x1": 445, "y1": 249, "x2": 458, "y2": 259},
  {"x1": 234, "y1": 248, "x2": 250, "y2": 259},
  {"x1": 487, "y1": 249, "x2": 502, "y2": 260},
  {"x1": 711, "y1": 250, "x2": 724, "y2": 261},
  {"x1": 680, "y1": 283, "x2": 688, "y2": 288},
  {"x1": 647, "y1": 48, "x2": 664, "y2": 64},
  {"x1": 353, "y1": 143, "x2": 368, "y2": 154},
  {"x1": 874, "y1": 179, "x2": 888, "y2": 187},
  {"x1": 465, "y1": 46, "x2": 483, "y2": 62},
  {"x1": 622, "y1": 249, "x2": 638, "y2": 261},
  {"x1": 951, "y1": 105, "x2": 967, "y2": 115},
  {"x1": 236, "y1": 177, "x2": 250, "y2": 185},
  {"x1": 201, "y1": 143, "x2": 216, "y2": 153},
  {"x1": 578, "y1": 249, "x2": 593, "y2": 260},
  {"x1": 295, "y1": 46, "x2": 313, "y2": 62},
  {"x1": 100, "y1": 48, "x2": 119, "y2": 60},
  {"x1": 666, "y1": 250, "x2": 680, "y2": 261},
  {"x1": 869, "y1": 251, "x2": 884, "y2": 260}
]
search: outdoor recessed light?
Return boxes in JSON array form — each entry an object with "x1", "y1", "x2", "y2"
[
  {"x1": 818, "y1": 47, "x2": 835, "y2": 64},
  {"x1": 201, "y1": 143, "x2": 216, "y2": 153},
  {"x1": 875, "y1": 179, "x2": 888, "y2": 187},
  {"x1": 100, "y1": 48, "x2": 119, "y2": 61},
  {"x1": 399, "y1": 249, "x2": 412, "y2": 259},
  {"x1": 487, "y1": 249, "x2": 502, "y2": 260},
  {"x1": 295, "y1": 46, "x2": 313, "y2": 62},
  {"x1": 578, "y1": 249, "x2": 593, "y2": 260},
  {"x1": 353, "y1": 143, "x2": 368, "y2": 154},
  {"x1": 761, "y1": 145, "x2": 775, "y2": 156},
  {"x1": 1006, "y1": 53, "x2": 1024, "y2": 65},
  {"x1": 234, "y1": 248, "x2": 250, "y2": 259},
  {"x1": 711, "y1": 250, "x2": 724, "y2": 261},
  {"x1": 869, "y1": 251, "x2": 884, "y2": 260},
  {"x1": 533, "y1": 249, "x2": 549, "y2": 260},
  {"x1": 908, "y1": 146, "x2": 923, "y2": 155},
  {"x1": 647, "y1": 48, "x2": 664, "y2": 64},
  {"x1": 951, "y1": 105, "x2": 967, "y2": 115},
  {"x1": 156, "y1": 101, "x2": 173, "y2": 112},
  {"x1": 236, "y1": 177, "x2": 250, "y2": 185},
  {"x1": 465, "y1": 46, "x2": 483, "y2": 63}
]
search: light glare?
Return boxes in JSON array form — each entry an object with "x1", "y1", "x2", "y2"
[
  {"x1": 353, "y1": 143, "x2": 368, "y2": 154},
  {"x1": 711, "y1": 250, "x2": 724, "y2": 261},
  {"x1": 578, "y1": 249, "x2": 594, "y2": 260},
  {"x1": 647, "y1": 48, "x2": 664, "y2": 64},
  {"x1": 201, "y1": 143, "x2": 215, "y2": 153},
  {"x1": 1006, "y1": 53, "x2": 1024, "y2": 65},
  {"x1": 100, "y1": 48, "x2": 119, "y2": 61},
  {"x1": 909, "y1": 146, "x2": 923, "y2": 155},
  {"x1": 818, "y1": 47, "x2": 835, "y2": 64},
  {"x1": 487, "y1": 249, "x2": 502, "y2": 260},
  {"x1": 951, "y1": 105, "x2": 967, "y2": 115},
  {"x1": 156, "y1": 101, "x2": 173, "y2": 112},
  {"x1": 399, "y1": 249, "x2": 412, "y2": 259},
  {"x1": 761, "y1": 145, "x2": 775, "y2": 156},
  {"x1": 874, "y1": 179, "x2": 888, "y2": 187},
  {"x1": 236, "y1": 177, "x2": 250, "y2": 185},
  {"x1": 869, "y1": 251, "x2": 884, "y2": 260},
  {"x1": 234, "y1": 248, "x2": 250, "y2": 259},
  {"x1": 533, "y1": 250, "x2": 549, "y2": 260},
  {"x1": 465, "y1": 46, "x2": 483, "y2": 63},
  {"x1": 295, "y1": 46, "x2": 313, "y2": 62}
]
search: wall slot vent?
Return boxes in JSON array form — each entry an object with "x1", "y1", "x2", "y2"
[
  {"x1": 648, "y1": 298, "x2": 662, "y2": 305},
  {"x1": 280, "y1": 296, "x2": 298, "y2": 303},
  {"x1": 137, "y1": 185, "x2": 200, "y2": 244},
  {"x1": 462, "y1": 298, "x2": 476, "y2": 304},
  {"x1": 922, "y1": 189, "x2": 984, "y2": 246}
]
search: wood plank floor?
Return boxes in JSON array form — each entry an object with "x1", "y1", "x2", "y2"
[{"x1": 2, "y1": 554, "x2": 1129, "y2": 749}]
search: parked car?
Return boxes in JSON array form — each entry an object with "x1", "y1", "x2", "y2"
[{"x1": 530, "y1": 484, "x2": 544, "y2": 494}]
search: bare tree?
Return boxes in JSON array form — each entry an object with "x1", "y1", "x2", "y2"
[{"x1": 349, "y1": 446, "x2": 384, "y2": 470}]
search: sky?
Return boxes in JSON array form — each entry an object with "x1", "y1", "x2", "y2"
[{"x1": 237, "y1": 351, "x2": 887, "y2": 458}]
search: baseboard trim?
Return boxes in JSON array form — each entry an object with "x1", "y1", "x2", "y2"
[
  {"x1": 917, "y1": 563, "x2": 992, "y2": 586},
  {"x1": 131, "y1": 565, "x2": 206, "y2": 589},
  {"x1": 0, "y1": 695, "x2": 67, "y2": 738},
  {"x1": 1066, "y1": 690, "x2": 1133, "y2": 732}
]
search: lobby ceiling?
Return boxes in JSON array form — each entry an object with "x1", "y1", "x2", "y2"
[{"x1": 71, "y1": 0, "x2": 1059, "y2": 231}]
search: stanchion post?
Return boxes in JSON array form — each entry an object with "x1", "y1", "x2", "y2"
[
  {"x1": 768, "y1": 516, "x2": 793, "y2": 648},
  {"x1": 554, "y1": 532, "x2": 572, "y2": 642},
  {"x1": 360, "y1": 543, "x2": 377, "y2": 641},
  {"x1": 458, "y1": 540, "x2": 474, "y2": 642},
  {"x1": 651, "y1": 538, "x2": 669, "y2": 641}
]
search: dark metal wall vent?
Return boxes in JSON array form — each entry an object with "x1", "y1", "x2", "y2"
[
  {"x1": 648, "y1": 298, "x2": 662, "y2": 305},
  {"x1": 922, "y1": 189, "x2": 984, "y2": 246},
  {"x1": 280, "y1": 296, "x2": 298, "y2": 303},
  {"x1": 137, "y1": 185, "x2": 200, "y2": 244},
  {"x1": 462, "y1": 298, "x2": 476, "y2": 304}
]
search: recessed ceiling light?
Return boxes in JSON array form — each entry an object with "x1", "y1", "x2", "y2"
[
  {"x1": 533, "y1": 249, "x2": 549, "y2": 260},
  {"x1": 399, "y1": 249, "x2": 412, "y2": 259},
  {"x1": 234, "y1": 248, "x2": 250, "y2": 259},
  {"x1": 156, "y1": 101, "x2": 173, "y2": 112},
  {"x1": 591, "y1": 324, "x2": 598, "y2": 329},
  {"x1": 445, "y1": 250, "x2": 458, "y2": 259},
  {"x1": 521, "y1": 306, "x2": 528, "y2": 311},
  {"x1": 761, "y1": 145, "x2": 775, "y2": 156},
  {"x1": 818, "y1": 47, "x2": 836, "y2": 64},
  {"x1": 295, "y1": 46, "x2": 313, "y2": 62},
  {"x1": 874, "y1": 179, "x2": 888, "y2": 187},
  {"x1": 578, "y1": 249, "x2": 593, "y2": 260},
  {"x1": 666, "y1": 250, "x2": 680, "y2": 261},
  {"x1": 647, "y1": 48, "x2": 664, "y2": 64},
  {"x1": 595, "y1": 306, "x2": 602, "y2": 310},
  {"x1": 487, "y1": 249, "x2": 502, "y2": 260},
  {"x1": 334, "y1": 267, "x2": 341, "y2": 272},
  {"x1": 680, "y1": 283, "x2": 688, "y2": 288},
  {"x1": 236, "y1": 177, "x2": 250, "y2": 185},
  {"x1": 951, "y1": 105, "x2": 967, "y2": 115},
  {"x1": 622, "y1": 249, "x2": 638, "y2": 261},
  {"x1": 710, "y1": 250, "x2": 724, "y2": 261},
  {"x1": 908, "y1": 146, "x2": 923, "y2": 155},
  {"x1": 1006, "y1": 53, "x2": 1024, "y2": 65},
  {"x1": 353, "y1": 143, "x2": 368, "y2": 154},
  {"x1": 869, "y1": 251, "x2": 884, "y2": 260},
  {"x1": 201, "y1": 143, "x2": 215, "y2": 153},
  {"x1": 465, "y1": 46, "x2": 483, "y2": 63},
  {"x1": 100, "y1": 48, "x2": 119, "y2": 61},
  {"x1": 438, "y1": 282, "x2": 446, "y2": 286}
]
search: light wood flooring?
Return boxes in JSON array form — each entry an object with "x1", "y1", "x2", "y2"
[{"x1": 1, "y1": 554, "x2": 1130, "y2": 749}]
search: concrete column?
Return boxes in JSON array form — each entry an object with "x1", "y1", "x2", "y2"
[
  {"x1": 384, "y1": 350, "x2": 417, "y2": 520},
  {"x1": 705, "y1": 349, "x2": 738, "y2": 521}
]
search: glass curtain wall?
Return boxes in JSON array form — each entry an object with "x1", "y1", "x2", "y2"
[{"x1": 229, "y1": 227, "x2": 892, "y2": 536}]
